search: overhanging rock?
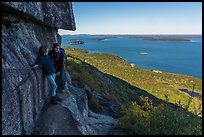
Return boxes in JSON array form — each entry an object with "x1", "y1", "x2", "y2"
[{"x1": 2, "y1": 2, "x2": 76, "y2": 30}]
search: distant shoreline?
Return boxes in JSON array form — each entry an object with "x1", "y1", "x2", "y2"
[
  {"x1": 62, "y1": 34, "x2": 201, "y2": 42},
  {"x1": 143, "y1": 37, "x2": 191, "y2": 42}
]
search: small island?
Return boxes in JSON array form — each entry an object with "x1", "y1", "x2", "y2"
[
  {"x1": 69, "y1": 40, "x2": 85, "y2": 45},
  {"x1": 139, "y1": 52, "x2": 148, "y2": 55}
]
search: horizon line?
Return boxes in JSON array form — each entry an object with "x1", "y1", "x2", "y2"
[{"x1": 60, "y1": 33, "x2": 202, "y2": 36}]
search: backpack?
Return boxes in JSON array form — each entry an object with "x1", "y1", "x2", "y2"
[
  {"x1": 59, "y1": 48, "x2": 66, "y2": 62},
  {"x1": 53, "y1": 48, "x2": 65, "y2": 60},
  {"x1": 52, "y1": 48, "x2": 66, "y2": 69}
]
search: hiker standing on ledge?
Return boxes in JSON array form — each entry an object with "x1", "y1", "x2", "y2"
[
  {"x1": 33, "y1": 45, "x2": 62, "y2": 104},
  {"x1": 49, "y1": 43, "x2": 66, "y2": 93}
]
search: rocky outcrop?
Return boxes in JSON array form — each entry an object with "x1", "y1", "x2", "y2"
[
  {"x1": 2, "y1": 2, "x2": 118, "y2": 135},
  {"x1": 61, "y1": 81, "x2": 118, "y2": 135}
]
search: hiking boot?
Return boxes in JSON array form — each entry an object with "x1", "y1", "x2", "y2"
[
  {"x1": 57, "y1": 89, "x2": 65, "y2": 94},
  {"x1": 59, "y1": 89, "x2": 65, "y2": 94},
  {"x1": 55, "y1": 94, "x2": 62, "y2": 101},
  {"x1": 51, "y1": 96, "x2": 58, "y2": 104}
]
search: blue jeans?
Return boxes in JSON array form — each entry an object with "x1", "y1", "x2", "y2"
[
  {"x1": 46, "y1": 74, "x2": 57, "y2": 96},
  {"x1": 55, "y1": 68, "x2": 65, "y2": 91}
]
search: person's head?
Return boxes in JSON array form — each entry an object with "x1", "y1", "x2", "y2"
[
  {"x1": 39, "y1": 45, "x2": 49, "y2": 55},
  {"x1": 52, "y1": 43, "x2": 60, "y2": 52}
]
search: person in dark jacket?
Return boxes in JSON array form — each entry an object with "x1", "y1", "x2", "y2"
[
  {"x1": 33, "y1": 45, "x2": 62, "y2": 104},
  {"x1": 48, "y1": 43, "x2": 66, "y2": 93}
]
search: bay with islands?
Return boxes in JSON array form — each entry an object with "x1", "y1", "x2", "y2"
[{"x1": 61, "y1": 34, "x2": 202, "y2": 79}]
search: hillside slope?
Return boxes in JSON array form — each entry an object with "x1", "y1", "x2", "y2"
[{"x1": 63, "y1": 46, "x2": 202, "y2": 135}]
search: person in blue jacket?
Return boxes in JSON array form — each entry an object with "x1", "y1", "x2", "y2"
[{"x1": 33, "y1": 45, "x2": 62, "y2": 104}]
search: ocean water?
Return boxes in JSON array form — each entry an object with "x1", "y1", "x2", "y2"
[{"x1": 61, "y1": 35, "x2": 202, "y2": 79}]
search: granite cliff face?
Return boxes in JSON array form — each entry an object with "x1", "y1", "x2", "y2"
[{"x1": 2, "y1": 2, "x2": 118, "y2": 135}]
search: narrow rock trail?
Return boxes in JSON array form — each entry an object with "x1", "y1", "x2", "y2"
[{"x1": 31, "y1": 74, "x2": 119, "y2": 135}]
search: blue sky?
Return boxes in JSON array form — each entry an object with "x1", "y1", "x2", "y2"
[{"x1": 58, "y1": 2, "x2": 202, "y2": 35}]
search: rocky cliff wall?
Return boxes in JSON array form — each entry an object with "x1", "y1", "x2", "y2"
[{"x1": 2, "y1": 2, "x2": 75, "y2": 135}]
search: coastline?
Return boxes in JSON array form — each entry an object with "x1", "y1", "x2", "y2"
[
  {"x1": 61, "y1": 35, "x2": 202, "y2": 80},
  {"x1": 63, "y1": 46, "x2": 202, "y2": 80}
]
